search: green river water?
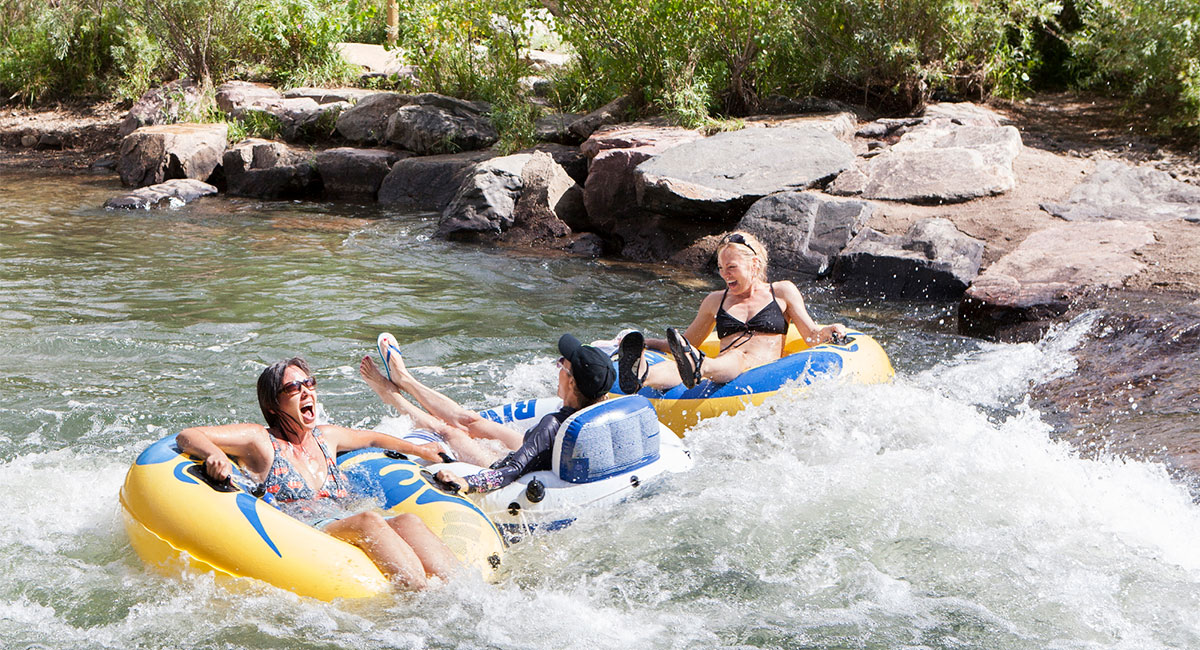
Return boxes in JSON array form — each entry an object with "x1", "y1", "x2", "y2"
[{"x1": 1, "y1": 170, "x2": 1198, "y2": 649}]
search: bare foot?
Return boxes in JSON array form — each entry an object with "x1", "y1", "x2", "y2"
[{"x1": 360, "y1": 356, "x2": 397, "y2": 398}]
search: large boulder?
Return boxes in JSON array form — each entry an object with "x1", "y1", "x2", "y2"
[
  {"x1": 736, "y1": 191, "x2": 875, "y2": 279},
  {"x1": 635, "y1": 125, "x2": 856, "y2": 220},
  {"x1": 377, "y1": 150, "x2": 497, "y2": 210},
  {"x1": 215, "y1": 81, "x2": 282, "y2": 116},
  {"x1": 335, "y1": 92, "x2": 412, "y2": 144},
  {"x1": 437, "y1": 154, "x2": 533, "y2": 237},
  {"x1": 314, "y1": 147, "x2": 407, "y2": 200},
  {"x1": 959, "y1": 221, "x2": 1156, "y2": 341},
  {"x1": 385, "y1": 94, "x2": 497, "y2": 154},
  {"x1": 119, "y1": 79, "x2": 204, "y2": 137},
  {"x1": 222, "y1": 139, "x2": 320, "y2": 199},
  {"x1": 580, "y1": 124, "x2": 704, "y2": 231},
  {"x1": 103, "y1": 178, "x2": 217, "y2": 209},
  {"x1": 1041, "y1": 160, "x2": 1200, "y2": 222},
  {"x1": 117, "y1": 123, "x2": 228, "y2": 187},
  {"x1": 831, "y1": 218, "x2": 985, "y2": 300},
  {"x1": 830, "y1": 123, "x2": 1022, "y2": 204},
  {"x1": 502, "y1": 151, "x2": 580, "y2": 246}
]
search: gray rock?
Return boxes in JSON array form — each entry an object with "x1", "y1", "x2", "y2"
[
  {"x1": 564, "y1": 232, "x2": 606, "y2": 257},
  {"x1": 830, "y1": 147, "x2": 1014, "y2": 204},
  {"x1": 283, "y1": 87, "x2": 375, "y2": 104},
  {"x1": 1041, "y1": 160, "x2": 1200, "y2": 222},
  {"x1": 335, "y1": 93, "x2": 412, "y2": 144},
  {"x1": 831, "y1": 122, "x2": 1022, "y2": 204},
  {"x1": 635, "y1": 126, "x2": 856, "y2": 220},
  {"x1": 528, "y1": 142, "x2": 588, "y2": 185},
  {"x1": 20, "y1": 134, "x2": 37, "y2": 148},
  {"x1": 385, "y1": 95, "x2": 497, "y2": 154},
  {"x1": 314, "y1": 147, "x2": 407, "y2": 200},
  {"x1": 117, "y1": 123, "x2": 228, "y2": 187},
  {"x1": 737, "y1": 191, "x2": 875, "y2": 279},
  {"x1": 923, "y1": 102, "x2": 1006, "y2": 127},
  {"x1": 104, "y1": 178, "x2": 217, "y2": 209},
  {"x1": 223, "y1": 139, "x2": 320, "y2": 199},
  {"x1": 959, "y1": 221, "x2": 1156, "y2": 341},
  {"x1": 831, "y1": 218, "x2": 985, "y2": 300},
  {"x1": 569, "y1": 94, "x2": 635, "y2": 141},
  {"x1": 120, "y1": 79, "x2": 204, "y2": 137},
  {"x1": 504, "y1": 152, "x2": 578, "y2": 246},
  {"x1": 580, "y1": 125, "x2": 704, "y2": 232},
  {"x1": 377, "y1": 150, "x2": 497, "y2": 210},
  {"x1": 215, "y1": 81, "x2": 282, "y2": 116},
  {"x1": 437, "y1": 154, "x2": 533, "y2": 237}
]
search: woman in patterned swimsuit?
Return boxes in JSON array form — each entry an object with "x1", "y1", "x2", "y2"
[
  {"x1": 177, "y1": 357, "x2": 454, "y2": 590},
  {"x1": 618, "y1": 230, "x2": 848, "y2": 391}
]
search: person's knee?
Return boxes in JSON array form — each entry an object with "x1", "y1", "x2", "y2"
[{"x1": 388, "y1": 512, "x2": 424, "y2": 534}]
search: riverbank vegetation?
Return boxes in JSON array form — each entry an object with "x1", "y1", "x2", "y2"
[{"x1": 1, "y1": 0, "x2": 1197, "y2": 138}]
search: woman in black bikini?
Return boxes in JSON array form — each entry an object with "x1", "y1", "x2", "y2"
[{"x1": 619, "y1": 231, "x2": 847, "y2": 391}]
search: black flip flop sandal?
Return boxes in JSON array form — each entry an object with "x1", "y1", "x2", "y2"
[
  {"x1": 618, "y1": 331, "x2": 647, "y2": 394},
  {"x1": 667, "y1": 327, "x2": 704, "y2": 389}
]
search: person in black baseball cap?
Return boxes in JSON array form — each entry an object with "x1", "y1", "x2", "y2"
[{"x1": 359, "y1": 332, "x2": 615, "y2": 495}]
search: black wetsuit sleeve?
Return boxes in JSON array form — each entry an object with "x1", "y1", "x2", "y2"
[{"x1": 464, "y1": 412, "x2": 562, "y2": 493}]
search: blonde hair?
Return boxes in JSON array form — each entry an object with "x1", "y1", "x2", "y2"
[{"x1": 715, "y1": 231, "x2": 769, "y2": 282}]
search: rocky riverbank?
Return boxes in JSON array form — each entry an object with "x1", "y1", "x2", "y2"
[{"x1": 2, "y1": 81, "x2": 1197, "y2": 481}]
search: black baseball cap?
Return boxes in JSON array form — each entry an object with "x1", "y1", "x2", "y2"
[{"x1": 557, "y1": 333, "x2": 616, "y2": 400}]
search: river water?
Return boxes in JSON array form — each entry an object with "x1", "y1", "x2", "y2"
[{"x1": 1, "y1": 170, "x2": 1197, "y2": 649}]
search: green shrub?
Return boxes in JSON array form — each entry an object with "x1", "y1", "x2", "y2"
[
  {"x1": 0, "y1": 0, "x2": 157, "y2": 102},
  {"x1": 1068, "y1": 0, "x2": 1200, "y2": 132},
  {"x1": 393, "y1": 0, "x2": 535, "y2": 103}
]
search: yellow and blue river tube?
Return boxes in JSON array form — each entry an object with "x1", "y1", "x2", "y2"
[
  {"x1": 120, "y1": 435, "x2": 504, "y2": 601},
  {"x1": 611, "y1": 327, "x2": 894, "y2": 434}
]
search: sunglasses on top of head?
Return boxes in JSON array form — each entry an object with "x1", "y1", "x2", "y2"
[
  {"x1": 721, "y1": 233, "x2": 757, "y2": 256},
  {"x1": 279, "y1": 376, "x2": 316, "y2": 395}
]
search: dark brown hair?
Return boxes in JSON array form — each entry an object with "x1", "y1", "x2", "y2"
[{"x1": 257, "y1": 357, "x2": 310, "y2": 433}]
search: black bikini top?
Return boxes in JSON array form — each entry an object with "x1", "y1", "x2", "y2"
[{"x1": 715, "y1": 284, "x2": 788, "y2": 340}]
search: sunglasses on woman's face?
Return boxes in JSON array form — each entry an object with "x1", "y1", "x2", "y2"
[
  {"x1": 279, "y1": 376, "x2": 316, "y2": 395},
  {"x1": 721, "y1": 233, "x2": 758, "y2": 256}
]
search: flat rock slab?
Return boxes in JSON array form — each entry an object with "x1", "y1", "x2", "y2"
[
  {"x1": 283, "y1": 87, "x2": 375, "y2": 104},
  {"x1": 960, "y1": 221, "x2": 1156, "y2": 340},
  {"x1": 1041, "y1": 160, "x2": 1200, "y2": 222},
  {"x1": 104, "y1": 179, "x2": 217, "y2": 209},
  {"x1": 635, "y1": 126, "x2": 855, "y2": 220}
]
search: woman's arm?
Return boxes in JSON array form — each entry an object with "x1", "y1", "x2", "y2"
[
  {"x1": 775, "y1": 281, "x2": 846, "y2": 344},
  {"x1": 321, "y1": 425, "x2": 444, "y2": 463},
  {"x1": 176, "y1": 423, "x2": 273, "y2": 482}
]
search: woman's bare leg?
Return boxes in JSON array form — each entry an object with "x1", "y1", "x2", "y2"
[
  {"x1": 325, "y1": 511, "x2": 428, "y2": 589},
  {"x1": 388, "y1": 513, "x2": 458, "y2": 580}
]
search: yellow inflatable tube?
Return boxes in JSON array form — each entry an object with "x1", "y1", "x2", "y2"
[
  {"x1": 612, "y1": 326, "x2": 894, "y2": 434},
  {"x1": 121, "y1": 435, "x2": 504, "y2": 601}
]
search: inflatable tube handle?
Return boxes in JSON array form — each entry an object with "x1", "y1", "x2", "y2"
[{"x1": 421, "y1": 469, "x2": 463, "y2": 494}]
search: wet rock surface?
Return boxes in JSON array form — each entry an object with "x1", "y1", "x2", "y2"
[
  {"x1": 1032, "y1": 293, "x2": 1200, "y2": 487},
  {"x1": 103, "y1": 178, "x2": 217, "y2": 209}
]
